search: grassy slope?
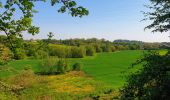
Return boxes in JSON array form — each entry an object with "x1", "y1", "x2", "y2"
[
  {"x1": 68, "y1": 50, "x2": 142, "y2": 88},
  {"x1": 0, "y1": 50, "x2": 143, "y2": 88}
]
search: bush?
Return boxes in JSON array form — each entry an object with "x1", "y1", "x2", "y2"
[
  {"x1": 40, "y1": 57, "x2": 70, "y2": 75},
  {"x1": 111, "y1": 46, "x2": 116, "y2": 52},
  {"x1": 71, "y1": 46, "x2": 86, "y2": 58},
  {"x1": 0, "y1": 44, "x2": 13, "y2": 65},
  {"x1": 116, "y1": 45, "x2": 126, "y2": 50},
  {"x1": 57, "y1": 59, "x2": 70, "y2": 73},
  {"x1": 48, "y1": 44, "x2": 86, "y2": 58},
  {"x1": 72, "y1": 62, "x2": 82, "y2": 71},
  {"x1": 8, "y1": 69, "x2": 37, "y2": 88},
  {"x1": 85, "y1": 45, "x2": 96, "y2": 56},
  {"x1": 93, "y1": 44, "x2": 102, "y2": 53},
  {"x1": 40, "y1": 57, "x2": 58, "y2": 74},
  {"x1": 49, "y1": 45, "x2": 66, "y2": 58},
  {"x1": 101, "y1": 44, "x2": 112, "y2": 52},
  {"x1": 34, "y1": 50, "x2": 49, "y2": 59},
  {"x1": 13, "y1": 48, "x2": 26, "y2": 60},
  {"x1": 65, "y1": 47, "x2": 72, "y2": 58}
]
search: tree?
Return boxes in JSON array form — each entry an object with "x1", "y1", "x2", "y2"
[
  {"x1": 121, "y1": 0, "x2": 170, "y2": 99},
  {"x1": 85, "y1": 45, "x2": 96, "y2": 56},
  {"x1": 120, "y1": 51, "x2": 170, "y2": 100},
  {"x1": 0, "y1": 0, "x2": 88, "y2": 59},
  {"x1": 144, "y1": 0, "x2": 170, "y2": 32}
]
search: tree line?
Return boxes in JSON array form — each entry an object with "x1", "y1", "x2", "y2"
[{"x1": 0, "y1": 35, "x2": 167, "y2": 63}]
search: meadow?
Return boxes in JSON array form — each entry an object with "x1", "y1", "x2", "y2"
[{"x1": 1, "y1": 50, "x2": 143, "y2": 88}]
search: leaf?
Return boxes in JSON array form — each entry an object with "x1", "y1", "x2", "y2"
[
  {"x1": 4, "y1": 4, "x2": 10, "y2": 9},
  {"x1": 69, "y1": 1, "x2": 76, "y2": 7},
  {"x1": 51, "y1": 0, "x2": 59, "y2": 6}
]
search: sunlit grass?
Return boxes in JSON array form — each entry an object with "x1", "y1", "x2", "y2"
[{"x1": 159, "y1": 49, "x2": 168, "y2": 55}]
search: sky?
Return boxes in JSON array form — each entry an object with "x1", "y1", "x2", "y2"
[{"x1": 2, "y1": 0, "x2": 170, "y2": 42}]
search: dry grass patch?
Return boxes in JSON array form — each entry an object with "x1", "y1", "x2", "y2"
[{"x1": 45, "y1": 71, "x2": 95, "y2": 93}]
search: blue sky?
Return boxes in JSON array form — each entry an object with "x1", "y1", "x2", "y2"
[{"x1": 3, "y1": 0, "x2": 170, "y2": 42}]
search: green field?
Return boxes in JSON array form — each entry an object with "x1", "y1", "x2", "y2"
[
  {"x1": 68, "y1": 50, "x2": 142, "y2": 88},
  {"x1": 1, "y1": 50, "x2": 143, "y2": 89}
]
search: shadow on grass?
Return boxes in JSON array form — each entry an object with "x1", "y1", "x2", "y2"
[{"x1": 35, "y1": 72, "x2": 61, "y2": 75}]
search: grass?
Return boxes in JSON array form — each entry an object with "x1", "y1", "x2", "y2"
[
  {"x1": 159, "y1": 49, "x2": 168, "y2": 55},
  {"x1": 1, "y1": 50, "x2": 143, "y2": 89},
  {"x1": 1, "y1": 50, "x2": 167, "y2": 99},
  {"x1": 68, "y1": 50, "x2": 143, "y2": 88},
  {"x1": 1, "y1": 71, "x2": 117, "y2": 99},
  {"x1": 0, "y1": 50, "x2": 145, "y2": 99}
]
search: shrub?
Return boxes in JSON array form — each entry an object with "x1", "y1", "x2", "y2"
[
  {"x1": 8, "y1": 69, "x2": 37, "y2": 88},
  {"x1": 85, "y1": 45, "x2": 96, "y2": 56},
  {"x1": 93, "y1": 44, "x2": 102, "y2": 53},
  {"x1": 111, "y1": 46, "x2": 116, "y2": 52},
  {"x1": 71, "y1": 46, "x2": 85, "y2": 58},
  {"x1": 65, "y1": 47, "x2": 72, "y2": 58},
  {"x1": 57, "y1": 60, "x2": 65, "y2": 73},
  {"x1": 101, "y1": 44, "x2": 112, "y2": 52},
  {"x1": 40, "y1": 57, "x2": 70, "y2": 74},
  {"x1": 72, "y1": 62, "x2": 82, "y2": 71},
  {"x1": 34, "y1": 50, "x2": 48, "y2": 59},
  {"x1": 24, "y1": 42, "x2": 37, "y2": 57},
  {"x1": 49, "y1": 45, "x2": 66, "y2": 58},
  {"x1": 13, "y1": 48, "x2": 26, "y2": 60},
  {"x1": 116, "y1": 45, "x2": 126, "y2": 50},
  {"x1": 0, "y1": 44, "x2": 13, "y2": 65},
  {"x1": 40, "y1": 57, "x2": 58, "y2": 74}
]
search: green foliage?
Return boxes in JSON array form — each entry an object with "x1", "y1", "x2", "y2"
[
  {"x1": 85, "y1": 45, "x2": 96, "y2": 56},
  {"x1": 144, "y1": 0, "x2": 170, "y2": 32},
  {"x1": 0, "y1": 0, "x2": 39, "y2": 54},
  {"x1": 101, "y1": 44, "x2": 112, "y2": 52},
  {"x1": 49, "y1": 45, "x2": 66, "y2": 58},
  {"x1": 34, "y1": 50, "x2": 49, "y2": 59},
  {"x1": 0, "y1": 0, "x2": 87, "y2": 60},
  {"x1": 70, "y1": 46, "x2": 86, "y2": 58},
  {"x1": 40, "y1": 57, "x2": 70, "y2": 74},
  {"x1": 8, "y1": 69, "x2": 37, "y2": 88},
  {"x1": 72, "y1": 62, "x2": 82, "y2": 71},
  {"x1": 111, "y1": 46, "x2": 116, "y2": 52},
  {"x1": 120, "y1": 51, "x2": 170, "y2": 99},
  {"x1": 115, "y1": 45, "x2": 126, "y2": 50},
  {"x1": 0, "y1": 35, "x2": 7, "y2": 45},
  {"x1": 57, "y1": 59, "x2": 70, "y2": 73},
  {"x1": 0, "y1": 44, "x2": 13, "y2": 65},
  {"x1": 0, "y1": 50, "x2": 142, "y2": 89},
  {"x1": 93, "y1": 44, "x2": 103, "y2": 53},
  {"x1": 40, "y1": 57, "x2": 58, "y2": 74},
  {"x1": 54, "y1": 0, "x2": 89, "y2": 17},
  {"x1": 13, "y1": 48, "x2": 26, "y2": 60}
]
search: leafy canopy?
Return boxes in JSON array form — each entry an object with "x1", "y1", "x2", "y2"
[{"x1": 144, "y1": 0, "x2": 170, "y2": 32}]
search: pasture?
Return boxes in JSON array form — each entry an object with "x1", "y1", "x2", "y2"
[{"x1": 1, "y1": 50, "x2": 143, "y2": 89}]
